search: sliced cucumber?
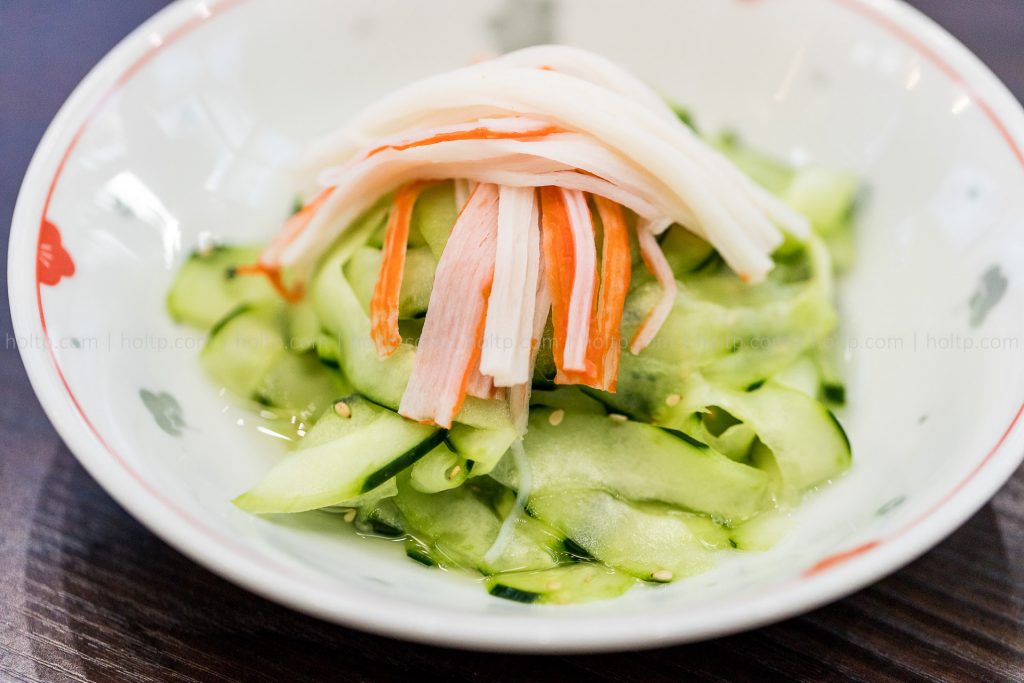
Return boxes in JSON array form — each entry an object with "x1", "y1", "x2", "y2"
[
  {"x1": 813, "y1": 343, "x2": 847, "y2": 406},
  {"x1": 528, "y1": 490, "x2": 719, "y2": 581},
  {"x1": 783, "y1": 167, "x2": 860, "y2": 236},
  {"x1": 659, "y1": 224, "x2": 716, "y2": 278},
  {"x1": 201, "y1": 305, "x2": 287, "y2": 399},
  {"x1": 486, "y1": 564, "x2": 637, "y2": 604},
  {"x1": 166, "y1": 245, "x2": 278, "y2": 330},
  {"x1": 491, "y1": 408, "x2": 772, "y2": 522},
  {"x1": 729, "y1": 510, "x2": 793, "y2": 551},
  {"x1": 356, "y1": 496, "x2": 405, "y2": 537},
  {"x1": 447, "y1": 423, "x2": 518, "y2": 476},
  {"x1": 713, "y1": 132, "x2": 794, "y2": 196},
  {"x1": 253, "y1": 351, "x2": 346, "y2": 420},
  {"x1": 234, "y1": 399, "x2": 443, "y2": 513},
  {"x1": 296, "y1": 396, "x2": 380, "y2": 448},
  {"x1": 395, "y1": 475, "x2": 561, "y2": 574},
  {"x1": 609, "y1": 236, "x2": 837, "y2": 399},
  {"x1": 315, "y1": 332, "x2": 341, "y2": 368},
  {"x1": 768, "y1": 355, "x2": 820, "y2": 399},
  {"x1": 412, "y1": 181, "x2": 458, "y2": 260},
  {"x1": 343, "y1": 245, "x2": 436, "y2": 319},
  {"x1": 286, "y1": 298, "x2": 320, "y2": 352},
  {"x1": 529, "y1": 386, "x2": 607, "y2": 415},
  {"x1": 702, "y1": 422, "x2": 757, "y2": 462},
  {"x1": 409, "y1": 441, "x2": 468, "y2": 493},
  {"x1": 692, "y1": 383, "x2": 851, "y2": 492}
]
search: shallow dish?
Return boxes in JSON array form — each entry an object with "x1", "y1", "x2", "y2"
[{"x1": 11, "y1": 0, "x2": 1024, "y2": 652}]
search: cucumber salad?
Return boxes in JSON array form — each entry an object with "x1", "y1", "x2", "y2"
[{"x1": 167, "y1": 46, "x2": 856, "y2": 605}]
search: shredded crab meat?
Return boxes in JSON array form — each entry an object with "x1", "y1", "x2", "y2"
[
  {"x1": 560, "y1": 189, "x2": 597, "y2": 375},
  {"x1": 590, "y1": 195, "x2": 632, "y2": 391},
  {"x1": 247, "y1": 46, "x2": 813, "y2": 423},
  {"x1": 465, "y1": 360, "x2": 505, "y2": 400},
  {"x1": 370, "y1": 181, "x2": 433, "y2": 357},
  {"x1": 480, "y1": 186, "x2": 540, "y2": 386},
  {"x1": 297, "y1": 62, "x2": 801, "y2": 280},
  {"x1": 276, "y1": 134, "x2": 668, "y2": 277},
  {"x1": 399, "y1": 184, "x2": 499, "y2": 428},
  {"x1": 453, "y1": 178, "x2": 474, "y2": 209},
  {"x1": 631, "y1": 218, "x2": 677, "y2": 354}
]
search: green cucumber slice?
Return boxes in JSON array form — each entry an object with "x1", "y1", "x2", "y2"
[
  {"x1": 729, "y1": 510, "x2": 793, "y2": 551},
  {"x1": 529, "y1": 386, "x2": 607, "y2": 415},
  {"x1": 528, "y1": 490, "x2": 720, "y2": 581},
  {"x1": 486, "y1": 564, "x2": 637, "y2": 604},
  {"x1": 659, "y1": 224, "x2": 716, "y2": 278},
  {"x1": 166, "y1": 245, "x2": 278, "y2": 330},
  {"x1": 253, "y1": 351, "x2": 346, "y2": 420},
  {"x1": 395, "y1": 475, "x2": 561, "y2": 574},
  {"x1": 201, "y1": 305, "x2": 287, "y2": 399},
  {"x1": 447, "y1": 423, "x2": 518, "y2": 476},
  {"x1": 783, "y1": 167, "x2": 860, "y2": 236},
  {"x1": 343, "y1": 245, "x2": 436, "y2": 319},
  {"x1": 411, "y1": 182, "x2": 458, "y2": 260},
  {"x1": 768, "y1": 355, "x2": 820, "y2": 399},
  {"x1": 234, "y1": 401, "x2": 443, "y2": 513},
  {"x1": 490, "y1": 408, "x2": 772, "y2": 522},
  {"x1": 713, "y1": 132, "x2": 795, "y2": 196},
  {"x1": 410, "y1": 442, "x2": 468, "y2": 493},
  {"x1": 286, "y1": 298, "x2": 320, "y2": 352},
  {"x1": 694, "y1": 383, "x2": 851, "y2": 492}
]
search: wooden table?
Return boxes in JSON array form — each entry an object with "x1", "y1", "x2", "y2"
[{"x1": 2, "y1": 1, "x2": 1022, "y2": 680}]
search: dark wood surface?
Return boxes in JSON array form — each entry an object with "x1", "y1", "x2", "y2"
[{"x1": 2, "y1": 1, "x2": 1023, "y2": 680}]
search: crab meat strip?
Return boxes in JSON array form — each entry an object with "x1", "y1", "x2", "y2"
[
  {"x1": 399, "y1": 184, "x2": 500, "y2": 428},
  {"x1": 301, "y1": 68, "x2": 778, "y2": 279},
  {"x1": 273, "y1": 140, "x2": 665, "y2": 276},
  {"x1": 466, "y1": 359, "x2": 505, "y2": 400},
  {"x1": 369, "y1": 181, "x2": 433, "y2": 357},
  {"x1": 590, "y1": 195, "x2": 632, "y2": 392},
  {"x1": 560, "y1": 188, "x2": 597, "y2": 374},
  {"x1": 480, "y1": 186, "x2": 540, "y2": 386},
  {"x1": 631, "y1": 218, "x2": 677, "y2": 354},
  {"x1": 509, "y1": 251, "x2": 551, "y2": 434}
]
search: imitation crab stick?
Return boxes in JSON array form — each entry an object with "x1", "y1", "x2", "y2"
[
  {"x1": 539, "y1": 187, "x2": 598, "y2": 385},
  {"x1": 480, "y1": 186, "x2": 540, "y2": 386},
  {"x1": 399, "y1": 184, "x2": 500, "y2": 428},
  {"x1": 590, "y1": 195, "x2": 632, "y2": 391},
  {"x1": 297, "y1": 62, "x2": 803, "y2": 280},
  {"x1": 631, "y1": 218, "x2": 677, "y2": 354},
  {"x1": 370, "y1": 181, "x2": 434, "y2": 357}
]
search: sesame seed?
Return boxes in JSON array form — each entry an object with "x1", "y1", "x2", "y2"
[
  {"x1": 343, "y1": 509, "x2": 357, "y2": 523},
  {"x1": 608, "y1": 413, "x2": 628, "y2": 422},
  {"x1": 548, "y1": 409, "x2": 565, "y2": 426},
  {"x1": 334, "y1": 401, "x2": 352, "y2": 418},
  {"x1": 546, "y1": 580, "x2": 563, "y2": 591},
  {"x1": 664, "y1": 393, "x2": 682, "y2": 407},
  {"x1": 651, "y1": 569, "x2": 673, "y2": 582},
  {"x1": 447, "y1": 464, "x2": 463, "y2": 480}
]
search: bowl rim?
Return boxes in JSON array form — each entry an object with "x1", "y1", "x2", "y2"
[{"x1": 9, "y1": 0, "x2": 1024, "y2": 652}]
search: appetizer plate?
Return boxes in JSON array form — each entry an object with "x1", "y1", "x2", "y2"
[{"x1": 10, "y1": 0, "x2": 1024, "y2": 652}]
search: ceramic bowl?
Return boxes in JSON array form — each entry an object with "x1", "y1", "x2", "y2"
[{"x1": 11, "y1": 0, "x2": 1024, "y2": 652}]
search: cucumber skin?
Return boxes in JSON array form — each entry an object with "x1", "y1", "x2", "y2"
[
  {"x1": 486, "y1": 564, "x2": 637, "y2": 605},
  {"x1": 234, "y1": 405, "x2": 441, "y2": 514},
  {"x1": 363, "y1": 430, "x2": 447, "y2": 494},
  {"x1": 491, "y1": 408, "x2": 772, "y2": 522}
]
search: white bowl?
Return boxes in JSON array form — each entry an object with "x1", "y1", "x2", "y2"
[{"x1": 10, "y1": 0, "x2": 1024, "y2": 652}]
